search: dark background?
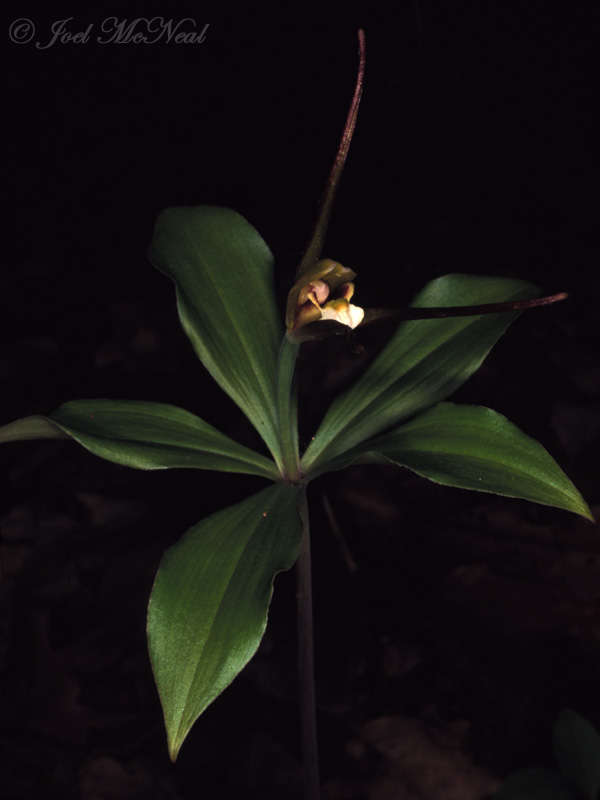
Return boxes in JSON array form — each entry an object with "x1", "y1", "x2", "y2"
[{"x1": 1, "y1": 9, "x2": 600, "y2": 799}]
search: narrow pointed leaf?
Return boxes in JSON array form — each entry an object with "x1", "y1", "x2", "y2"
[
  {"x1": 302, "y1": 274, "x2": 538, "y2": 472},
  {"x1": 147, "y1": 483, "x2": 303, "y2": 760},
  {"x1": 148, "y1": 206, "x2": 283, "y2": 465},
  {"x1": 0, "y1": 400, "x2": 278, "y2": 479},
  {"x1": 494, "y1": 768, "x2": 579, "y2": 800},
  {"x1": 553, "y1": 709, "x2": 600, "y2": 799},
  {"x1": 362, "y1": 403, "x2": 593, "y2": 519}
]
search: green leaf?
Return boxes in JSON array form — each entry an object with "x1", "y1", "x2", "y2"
[
  {"x1": 148, "y1": 206, "x2": 283, "y2": 468},
  {"x1": 553, "y1": 709, "x2": 600, "y2": 799},
  {"x1": 147, "y1": 483, "x2": 303, "y2": 760},
  {"x1": 301, "y1": 274, "x2": 538, "y2": 472},
  {"x1": 0, "y1": 400, "x2": 278, "y2": 480},
  {"x1": 362, "y1": 403, "x2": 593, "y2": 520},
  {"x1": 494, "y1": 768, "x2": 579, "y2": 800}
]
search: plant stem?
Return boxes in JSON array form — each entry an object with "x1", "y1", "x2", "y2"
[
  {"x1": 297, "y1": 487, "x2": 320, "y2": 800},
  {"x1": 277, "y1": 336, "x2": 301, "y2": 481}
]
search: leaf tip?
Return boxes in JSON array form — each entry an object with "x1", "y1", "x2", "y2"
[
  {"x1": 167, "y1": 724, "x2": 188, "y2": 763},
  {"x1": 567, "y1": 491, "x2": 595, "y2": 523}
]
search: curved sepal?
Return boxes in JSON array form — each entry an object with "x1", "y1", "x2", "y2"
[
  {"x1": 0, "y1": 400, "x2": 278, "y2": 479},
  {"x1": 302, "y1": 274, "x2": 539, "y2": 472},
  {"x1": 147, "y1": 483, "x2": 303, "y2": 760},
  {"x1": 366, "y1": 403, "x2": 593, "y2": 520},
  {"x1": 148, "y1": 206, "x2": 283, "y2": 466}
]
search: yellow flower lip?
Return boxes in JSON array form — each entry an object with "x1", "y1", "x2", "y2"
[
  {"x1": 320, "y1": 298, "x2": 364, "y2": 329},
  {"x1": 286, "y1": 258, "x2": 364, "y2": 340}
]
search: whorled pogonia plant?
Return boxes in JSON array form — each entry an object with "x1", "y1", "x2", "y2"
[{"x1": 0, "y1": 30, "x2": 592, "y2": 799}]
